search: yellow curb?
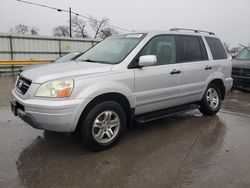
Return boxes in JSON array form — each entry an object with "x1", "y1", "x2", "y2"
[{"x1": 0, "y1": 60, "x2": 52, "y2": 65}]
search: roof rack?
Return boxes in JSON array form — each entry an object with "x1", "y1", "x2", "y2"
[{"x1": 170, "y1": 28, "x2": 215, "y2": 35}]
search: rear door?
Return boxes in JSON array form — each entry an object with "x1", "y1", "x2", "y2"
[{"x1": 176, "y1": 35, "x2": 211, "y2": 105}]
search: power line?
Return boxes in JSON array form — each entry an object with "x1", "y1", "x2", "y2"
[
  {"x1": 16, "y1": 0, "x2": 131, "y2": 32},
  {"x1": 17, "y1": 0, "x2": 66, "y2": 12}
]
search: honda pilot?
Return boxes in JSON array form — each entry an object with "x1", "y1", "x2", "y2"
[{"x1": 11, "y1": 28, "x2": 233, "y2": 150}]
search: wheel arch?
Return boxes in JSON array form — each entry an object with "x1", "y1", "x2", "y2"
[
  {"x1": 75, "y1": 92, "x2": 134, "y2": 132},
  {"x1": 208, "y1": 79, "x2": 225, "y2": 100}
]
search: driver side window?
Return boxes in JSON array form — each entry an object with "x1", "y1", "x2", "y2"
[{"x1": 140, "y1": 35, "x2": 176, "y2": 65}]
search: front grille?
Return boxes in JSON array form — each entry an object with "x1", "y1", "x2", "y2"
[
  {"x1": 232, "y1": 68, "x2": 241, "y2": 76},
  {"x1": 242, "y1": 68, "x2": 250, "y2": 77},
  {"x1": 232, "y1": 68, "x2": 250, "y2": 77},
  {"x1": 16, "y1": 76, "x2": 32, "y2": 95}
]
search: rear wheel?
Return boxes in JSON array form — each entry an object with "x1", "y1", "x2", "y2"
[
  {"x1": 80, "y1": 101, "x2": 126, "y2": 151},
  {"x1": 199, "y1": 83, "x2": 221, "y2": 115}
]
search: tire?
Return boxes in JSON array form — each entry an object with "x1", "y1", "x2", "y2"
[
  {"x1": 80, "y1": 101, "x2": 126, "y2": 151},
  {"x1": 199, "y1": 83, "x2": 222, "y2": 116}
]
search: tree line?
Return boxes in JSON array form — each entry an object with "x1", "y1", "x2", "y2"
[
  {"x1": 9, "y1": 16, "x2": 118, "y2": 39},
  {"x1": 9, "y1": 22, "x2": 250, "y2": 49}
]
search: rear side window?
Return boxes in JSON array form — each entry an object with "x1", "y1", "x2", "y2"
[
  {"x1": 205, "y1": 37, "x2": 227, "y2": 60},
  {"x1": 176, "y1": 35, "x2": 208, "y2": 63}
]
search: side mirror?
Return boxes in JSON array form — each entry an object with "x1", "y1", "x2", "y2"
[
  {"x1": 232, "y1": 55, "x2": 236, "y2": 59},
  {"x1": 138, "y1": 55, "x2": 157, "y2": 67}
]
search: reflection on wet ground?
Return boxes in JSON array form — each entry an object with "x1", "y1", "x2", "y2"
[
  {"x1": 0, "y1": 75, "x2": 250, "y2": 188},
  {"x1": 0, "y1": 74, "x2": 16, "y2": 106},
  {"x1": 222, "y1": 90, "x2": 250, "y2": 116}
]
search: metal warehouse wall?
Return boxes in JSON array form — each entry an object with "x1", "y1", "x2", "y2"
[{"x1": 0, "y1": 34, "x2": 99, "y2": 61}]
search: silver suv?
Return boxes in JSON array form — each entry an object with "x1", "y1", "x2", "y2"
[{"x1": 11, "y1": 28, "x2": 233, "y2": 150}]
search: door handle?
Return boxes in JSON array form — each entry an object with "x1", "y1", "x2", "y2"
[
  {"x1": 205, "y1": 65, "x2": 212, "y2": 70},
  {"x1": 170, "y1": 69, "x2": 181, "y2": 75}
]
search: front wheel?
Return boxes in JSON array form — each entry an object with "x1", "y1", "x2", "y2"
[
  {"x1": 199, "y1": 83, "x2": 222, "y2": 115},
  {"x1": 80, "y1": 101, "x2": 126, "y2": 151}
]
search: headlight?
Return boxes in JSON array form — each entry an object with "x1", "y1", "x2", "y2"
[{"x1": 35, "y1": 79, "x2": 74, "y2": 98}]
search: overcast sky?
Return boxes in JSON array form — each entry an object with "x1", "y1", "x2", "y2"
[{"x1": 0, "y1": 0, "x2": 249, "y2": 47}]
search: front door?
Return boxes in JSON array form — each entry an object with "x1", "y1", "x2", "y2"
[{"x1": 133, "y1": 35, "x2": 182, "y2": 115}]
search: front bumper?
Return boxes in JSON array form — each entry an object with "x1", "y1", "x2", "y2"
[
  {"x1": 232, "y1": 76, "x2": 250, "y2": 91},
  {"x1": 11, "y1": 89, "x2": 85, "y2": 132}
]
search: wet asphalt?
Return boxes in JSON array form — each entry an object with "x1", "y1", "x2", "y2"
[{"x1": 0, "y1": 75, "x2": 250, "y2": 188}]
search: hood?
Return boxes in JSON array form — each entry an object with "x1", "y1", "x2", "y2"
[
  {"x1": 232, "y1": 59, "x2": 250, "y2": 69},
  {"x1": 21, "y1": 61, "x2": 113, "y2": 83}
]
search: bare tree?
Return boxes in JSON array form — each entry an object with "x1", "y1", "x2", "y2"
[
  {"x1": 89, "y1": 17, "x2": 109, "y2": 39},
  {"x1": 100, "y1": 27, "x2": 118, "y2": 39},
  {"x1": 71, "y1": 16, "x2": 89, "y2": 38},
  {"x1": 53, "y1": 25, "x2": 70, "y2": 37},
  {"x1": 9, "y1": 24, "x2": 40, "y2": 35},
  {"x1": 11, "y1": 24, "x2": 29, "y2": 35},
  {"x1": 30, "y1": 27, "x2": 39, "y2": 35}
]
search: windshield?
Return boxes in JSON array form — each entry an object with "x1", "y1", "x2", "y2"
[
  {"x1": 77, "y1": 34, "x2": 145, "y2": 64},
  {"x1": 55, "y1": 52, "x2": 80, "y2": 63},
  {"x1": 235, "y1": 48, "x2": 250, "y2": 60}
]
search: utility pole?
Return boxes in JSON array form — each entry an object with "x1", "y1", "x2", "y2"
[{"x1": 69, "y1": 7, "x2": 72, "y2": 37}]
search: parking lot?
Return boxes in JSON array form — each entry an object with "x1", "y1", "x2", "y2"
[{"x1": 0, "y1": 75, "x2": 250, "y2": 188}]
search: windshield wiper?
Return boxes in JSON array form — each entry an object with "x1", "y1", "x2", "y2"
[
  {"x1": 239, "y1": 43, "x2": 250, "y2": 53},
  {"x1": 79, "y1": 59, "x2": 112, "y2": 64},
  {"x1": 81, "y1": 59, "x2": 95, "y2": 62}
]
